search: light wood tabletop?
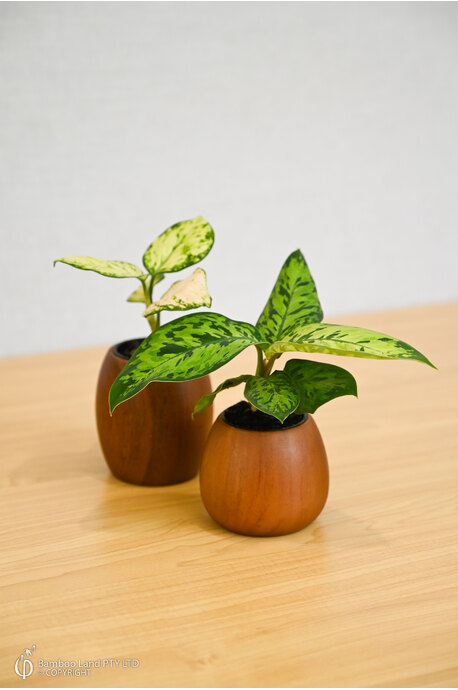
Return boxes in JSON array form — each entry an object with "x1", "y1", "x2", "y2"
[{"x1": 1, "y1": 302, "x2": 457, "y2": 688}]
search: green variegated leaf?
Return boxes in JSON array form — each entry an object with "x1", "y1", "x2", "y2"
[
  {"x1": 54, "y1": 256, "x2": 144, "y2": 278},
  {"x1": 109, "y1": 313, "x2": 262, "y2": 413},
  {"x1": 244, "y1": 371, "x2": 300, "y2": 423},
  {"x1": 144, "y1": 268, "x2": 211, "y2": 316},
  {"x1": 265, "y1": 322, "x2": 435, "y2": 367},
  {"x1": 284, "y1": 359, "x2": 357, "y2": 413},
  {"x1": 193, "y1": 375, "x2": 252, "y2": 417},
  {"x1": 256, "y1": 249, "x2": 323, "y2": 344},
  {"x1": 142, "y1": 216, "x2": 214, "y2": 275}
]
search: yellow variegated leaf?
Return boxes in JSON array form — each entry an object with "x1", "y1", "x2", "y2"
[
  {"x1": 142, "y1": 217, "x2": 214, "y2": 275},
  {"x1": 143, "y1": 268, "x2": 211, "y2": 316},
  {"x1": 54, "y1": 256, "x2": 144, "y2": 279},
  {"x1": 126, "y1": 283, "x2": 147, "y2": 303},
  {"x1": 126, "y1": 274, "x2": 165, "y2": 303}
]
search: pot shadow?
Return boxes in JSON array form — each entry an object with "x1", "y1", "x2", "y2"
[
  {"x1": 195, "y1": 506, "x2": 384, "y2": 548},
  {"x1": 81, "y1": 475, "x2": 214, "y2": 536},
  {"x1": 191, "y1": 502, "x2": 387, "y2": 554},
  {"x1": 79, "y1": 464, "x2": 387, "y2": 551},
  {"x1": 305, "y1": 506, "x2": 387, "y2": 549},
  {"x1": 8, "y1": 444, "x2": 109, "y2": 487},
  {"x1": 82, "y1": 473, "x2": 385, "y2": 552}
]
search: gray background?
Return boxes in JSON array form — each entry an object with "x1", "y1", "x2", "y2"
[{"x1": 1, "y1": 2, "x2": 457, "y2": 357}]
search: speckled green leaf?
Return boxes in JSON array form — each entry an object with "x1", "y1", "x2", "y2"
[
  {"x1": 144, "y1": 268, "x2": 211, "y2": 316},
  {"x1": 109, "y1": 313, "x2": 262, "y2": 413},
  {"x1": 244, "y1": 371, "x2": 300, "y2": 423},
  {"x1": 256, "y1": 250, "x2": 323, "y2": 344},
  {"x1": 54, "y1": 256, "x2": 144, "y2": 278},
  {"x1": 142, "y1": 216, "x2": 214, "y2": 275},
  {"x1": 265, "y1": 323, "x2": 435, "y2": 367},
  {"x1": 284, "y1": 359, "x2": 357, "y2": 413},
  {"x1": 193, "y1": 375, "x2": 252, "y2": 417}
]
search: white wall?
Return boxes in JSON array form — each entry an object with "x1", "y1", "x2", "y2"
[{"x1": 1, "y1": 2, "x2": 457, "y2": 357}]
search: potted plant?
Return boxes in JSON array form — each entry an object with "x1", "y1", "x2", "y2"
[
  {"x1": 109, "y1": 249, "x2": 435, "y2": 534},
  {"x1": 54, "y1": 216, "x2": 215, "y2": 486}
]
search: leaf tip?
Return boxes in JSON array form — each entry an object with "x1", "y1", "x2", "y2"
[
  {"x1": 191, "y1": 401, "x2": 202, "y2": 419},
  {"x1": 108, "y1": 387, "x2": 120, "y2": 416},
  {"x1": 290, "y1": 248, "x2": 305, "y2": 262},
  {"x1": 414, "y1": 350, "x2": 437, "y2": 369}
]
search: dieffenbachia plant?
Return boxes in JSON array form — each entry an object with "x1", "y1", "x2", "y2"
[
  {"x1": 54, "y1": 217, "x2": 214, "y2": 331},
  {"x1": 109, "y1": 249, "x2": 435, "y2": 421}
]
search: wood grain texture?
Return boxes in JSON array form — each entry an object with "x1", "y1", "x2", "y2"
[
  {"x1": 200, "y1": 414, "x2": 329, "y2": 536},
  {"x1": 96, "y1": 343, "x2": 213, "y2": 486},
  {"x1": 1, "y1": 303, "x2": 457, "y2": 688}
]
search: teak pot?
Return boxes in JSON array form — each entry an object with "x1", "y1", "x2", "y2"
[
  {"x1": 96, "y1": 338, "x2": 213, "y2": 486},
  {"x1": 200, "y1": 410, "x2": 329, "y2": 537}
]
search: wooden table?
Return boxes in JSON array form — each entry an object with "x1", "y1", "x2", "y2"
[{"x1": 1, "y1": 303, "x2": 457, "y2": 688}]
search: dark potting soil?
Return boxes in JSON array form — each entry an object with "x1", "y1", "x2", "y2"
[
  {"x1": 222, "y1": 401, "x2": 307, "y2": 432},
  {"x1": 114, "y1": 338, "x2": 145, "y2": 360}
]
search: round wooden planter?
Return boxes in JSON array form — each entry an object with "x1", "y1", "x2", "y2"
[
  {"x1": 96, "y1": 338, "x2": 213, "y2": 486},
  {"x1": 200, "y1": 410, "x2": 329, "y2": 536}
]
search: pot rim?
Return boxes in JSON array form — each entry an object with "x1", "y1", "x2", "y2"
[{"x1": 220, "y1": 408, "x2": 309, "y2": 433}]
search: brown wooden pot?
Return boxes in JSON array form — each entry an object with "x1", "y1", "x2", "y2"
[
  {"x1": 95, "y1": 338, "x2": 213, "y2": 486},
  {"x1": 200, "y1": 409, "x2": 329, "y2": 536}
]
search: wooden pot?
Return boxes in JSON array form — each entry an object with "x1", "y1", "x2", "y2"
[
  {"x1": 95, "y1": 338, "x2": 213, "y2": 486},
  {"x1": 200, "y1": 411, "x2": 329, "y2": 536}
]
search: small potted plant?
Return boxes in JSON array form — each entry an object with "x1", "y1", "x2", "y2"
[
  {"x1": 109, "y1": 249, "x2": 435, "y2": 534},
  {"x1": 54, "y1": 216, "x2": 215, "y2": 486}
]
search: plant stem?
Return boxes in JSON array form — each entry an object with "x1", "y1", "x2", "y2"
[
  {"x1": 146, "y1": 314, "x2": 157, "y2": 332},
  {"x1": 254, "y1": 347, "x2": 280, "y2": 378},
  {"x1": 140, "y1": 278, "x2": 152, "y2": 307},
  {"x1": 140, "y1": 277, "x2": 157, "y2": 332},
  {"x1": 255, "y1": 346, "x2": 265, "y2": 376},
  {"x1": 263, "y1": 354, "x2": 280, "y2": 377}
]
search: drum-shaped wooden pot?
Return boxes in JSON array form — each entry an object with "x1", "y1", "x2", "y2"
[
  {"x1": 200, "y1": 406, "x2": 329, "y2": 536},
  {"x1": 96, "y1": 338, "x2": 213, "y2": 486}
]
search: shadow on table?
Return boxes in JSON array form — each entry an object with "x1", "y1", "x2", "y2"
[
  {"x1": 81, "y1": 472, "x2": 384, "y2": 553},
  {"x1": 81, "y1": 473, "x2": 216, "y2": 536},
  {"x1": 8, "y1": 444, "x2": 107, "y2": 486}
]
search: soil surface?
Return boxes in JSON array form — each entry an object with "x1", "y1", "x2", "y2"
[
  {"x1": 222, "y1": 400, "x2": 307, "y2": 432},
  {"x1": 114, "y1": 338, "x2": 145, "y2": 360}
]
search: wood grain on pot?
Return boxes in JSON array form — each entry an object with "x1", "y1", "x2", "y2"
[
  {"x1": 200, "y1": 413, "x2": 329, "y2": 536},
  {"x1": 96, "y1": 344, "x2": 213, "y2": 485}
]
